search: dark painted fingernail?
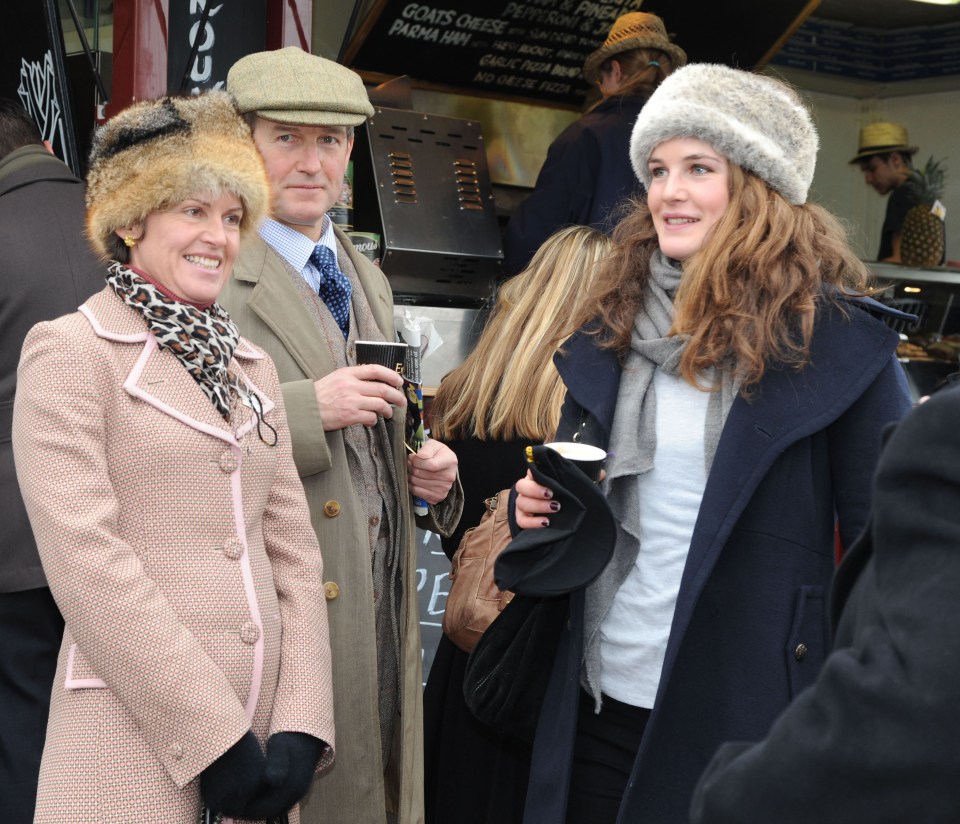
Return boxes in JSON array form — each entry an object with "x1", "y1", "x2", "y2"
[
  {"x1": 549, "y1": 501, "x2": 560, "y2": 512},
  {"x1": 542, "y1": 489, "x2": 553, "y2": 499},
  {"x1": 540, "y1": 518, "x2": 550, "y2": 527}
]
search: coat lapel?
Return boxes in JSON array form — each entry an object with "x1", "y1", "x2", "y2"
[
  {"x1": 554, "y1": 328, "x2": 621, "y2": 443},
  {"x1": 80, "y1": 289, "x2": 275, "y2": 445},
  {"x1": 233, "y1": 235, "x2": 336, "y2": 380}
]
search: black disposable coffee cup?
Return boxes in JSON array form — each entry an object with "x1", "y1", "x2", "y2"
[
  {"x1": 355, "y1": 340, "x2": 408, "y2": 375},
  {"x1": 544, "y1": 442, "x2": 607, "y2": 483}
]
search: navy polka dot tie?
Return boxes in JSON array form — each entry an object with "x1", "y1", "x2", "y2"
[{"x1": 310, "y1": 245, "x2": 352, "y2": 338}]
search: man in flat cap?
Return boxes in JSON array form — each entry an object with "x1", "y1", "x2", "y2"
[
  {"x1": 851, "y1": 121, "x2": 921, "y2": 262},
  {"x1": 220, "y1": 47, "x2": 462, "y2": 824}
]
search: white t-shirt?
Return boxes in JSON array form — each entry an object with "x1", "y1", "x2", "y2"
[{"x1": 599, "y1": 369, "x2": 710, "y2": 707}]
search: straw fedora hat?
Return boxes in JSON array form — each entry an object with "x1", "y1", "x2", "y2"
[
  {"x1": 583, "y1": 12, "x2": 687, "y2": 83},
  {"x1": 849, "y1": 121, "x2": 918, "y2": 163}
]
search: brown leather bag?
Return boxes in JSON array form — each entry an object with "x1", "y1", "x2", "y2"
[{"x1": 442, "y1": 489, "x2": 515, "y2": 653}]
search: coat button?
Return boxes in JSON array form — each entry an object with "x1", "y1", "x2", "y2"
[
  {"x1": 170, "y1": 743, "x2": 183, "y2": 760},
  {"x1": 323, "y1": 500, "x2": 341, "y2": 517},
  {"x1": 219, "y1": 450, "x2": 239, "y2": 473},
  {"x1": 369, "y1": 515, "x2": 380, "y2": 526},
  {"x1": 794, "y1": 642, "x2": 808, "y2": 661},
  {"x1": 324, "y1": 581, "x2": 340, "y2": 601},
  {"x1": 222, "y1": 538, "x2": 244, "y2": 560},
  {"x1": 240, "y1": 621, "x2": 260, "y2": 644}
]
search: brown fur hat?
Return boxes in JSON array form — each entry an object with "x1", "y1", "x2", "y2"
[{"x1": 85, "y1": 90, "x2": 269, "y2": 259}]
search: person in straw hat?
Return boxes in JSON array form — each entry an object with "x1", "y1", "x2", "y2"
[
  {"x1": 13, "y1": 89, "x2": 336, "y2": 823},
  {"x1": 850, "y1": 121, "x2": 921, "y2": 262},
  {"x1": 219, "y1": 47, "x2": 463, "y2": 824},
  {"x1": 511, "y1": 63, "x2": 912, "y2": 824},
  {"x1": 503, "y1": 11, "x2": 685, "y2": 275}
]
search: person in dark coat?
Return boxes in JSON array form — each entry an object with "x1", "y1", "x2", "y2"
[
  {"x1": 502, "y1": 12, "x2": 685, "y2": 275},
  {"x1": 691, "y1": 380, "x2": 960, "y2": 824},
  {"x1": 512, "y1": 65, "x2": 913, "y2": 824},
  {"x1": 0, "y1": 97, "x2": 104, "y2": 824},
  {"x1": 424, "y1": 226, "x2": 612, "y2": 823}
]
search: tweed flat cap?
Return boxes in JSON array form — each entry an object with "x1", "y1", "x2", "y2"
[
  {"x1": 228, "y1": 47, "x2": 374, "y2": 127},
  {"x1": 630, "y1": 64, "x2": 818, "y2": 205},
  {"x1": 85, "y1": 91, "x2": 269, "y2": 259}
]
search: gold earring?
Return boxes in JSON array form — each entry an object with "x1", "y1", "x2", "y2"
[{"x1": 123, "y1": 235, "x2": 137, "y2": 248}]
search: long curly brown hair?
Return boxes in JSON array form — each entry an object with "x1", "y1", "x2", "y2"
[{"x1": 575, "y1": 164, "x2": 873, "y2": 389}]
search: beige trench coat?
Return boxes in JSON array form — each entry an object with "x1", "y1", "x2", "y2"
[
  {"x1": 217, "y1": 229, "x2": 462, "y2": 824},
  {"x1": 12, "y1": 288, "x2": 335, "y2": 823}
]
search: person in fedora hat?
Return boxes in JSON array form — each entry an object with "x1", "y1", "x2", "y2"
[
  {"x1": 503, "y1": 12, "x2": 685, "y2": 275},
  {"x1": 218, "y1": 46, "x2": 463, "y2": 824},
  {"x1": 850, "y1": 121, "x2": 920, "y2": 262}
]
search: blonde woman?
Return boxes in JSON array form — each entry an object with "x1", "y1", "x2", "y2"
[{"x1": 424, "y1": 226, "x2": 612, "y2": 823}]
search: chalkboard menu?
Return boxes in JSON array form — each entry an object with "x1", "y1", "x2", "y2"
[
  {"x1": 350, "y1": 0, "x2": 651, "y2": 108},
  {"x1": 416, "y1": 528, "x2": 451, "y2": 681},
  {"x1": 348, "y1": 0, "x2": 815, "y2": 109}
]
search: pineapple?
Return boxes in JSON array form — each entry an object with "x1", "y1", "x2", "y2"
[{"x1": 900, "y1": 156, "x2": 947, "y2": 268}]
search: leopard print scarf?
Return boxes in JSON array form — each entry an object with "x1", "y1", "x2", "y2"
[{"x1": 106, "y1": 262, "x2": 276, "y2": 444}]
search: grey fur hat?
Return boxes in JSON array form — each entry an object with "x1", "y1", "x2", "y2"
[{"x1": 630, "y1": 64, "x2": 818, "y2": 205}]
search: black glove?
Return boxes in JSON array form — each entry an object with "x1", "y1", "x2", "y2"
[
  {"x1": 199, "y1": 730, "x2": 266, "y2": 815},
  {"x1": 241, "y1": 732, "x2": 326, "y2": 819}
]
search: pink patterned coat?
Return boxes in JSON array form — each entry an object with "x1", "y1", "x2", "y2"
[{"x1": 12, "y1": 287, "x2": 335, "y2": 823}]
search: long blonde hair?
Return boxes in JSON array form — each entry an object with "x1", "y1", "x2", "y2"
[
  {"x1": 432, "y1": 226, "x2": 612, "y2": 441},
  {"x1": 576, "y1": 164, "x2": 872, "y2": 389}
]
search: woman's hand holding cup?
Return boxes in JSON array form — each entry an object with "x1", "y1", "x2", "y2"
[{"x1": 515, "y1": 470, "x2": 559, "y2": 529}]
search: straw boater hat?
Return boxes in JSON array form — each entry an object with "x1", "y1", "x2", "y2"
[
  {"x1": 582, "y1": 12, "x2": 687, "y2": 84},
  {"x1": 85, "y1": 90, "x2": 269, "y2": 260},
  {"x1": 849, "y1": 121, "x2": 918, "y2": 164},
  {"x1": 228, "y1": 47, "x2": 374, "y2": 127}
]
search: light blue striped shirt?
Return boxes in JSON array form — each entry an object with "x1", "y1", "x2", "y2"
[{"x1": 258, "y1": 216, "x2": 338, "y2": 293}]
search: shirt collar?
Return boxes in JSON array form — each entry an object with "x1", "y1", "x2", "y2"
[{"x1": 258, "y1": 216, "x2": 337, "y2": 273}]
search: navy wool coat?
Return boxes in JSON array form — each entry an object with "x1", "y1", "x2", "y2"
[
  {"x1": 521, "y1": 297, "x2": 912, "y2": 824},
  {"x1": 502, "y1": 93, "x2": 647, "y2": 275},
  {"x1": 691, "y1": 379, "x2": 960, "y2": 824}
]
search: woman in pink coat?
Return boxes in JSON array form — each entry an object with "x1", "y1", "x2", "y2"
[{"x1": 12, "y1": 92, "x2": 335, "y2": 823}]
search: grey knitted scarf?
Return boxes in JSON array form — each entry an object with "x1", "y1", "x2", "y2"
[{"x1": 581, "y1": 252, "x2": 740, "y2": 706}]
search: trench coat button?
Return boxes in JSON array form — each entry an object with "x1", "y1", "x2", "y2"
[
  {"x1": 794, "y1": 642, "x2": 808, "y2": 661},
  {"x1": 323, "y1": 500, "x2": 341, "y2": 517},
  {"x1": 324, "y1": 581, "x2": 340, "y2": 601},
  {"x1": 219, "y1": 450, "x2": 239, "y2": 473},
  {"x1": 170, "y1": 743, "x2": 183, "y2": 760},
  {"x1": 240, "y1": 621, "x2": 260, "y2": 644},
  {"x1": 222, "y1": 538, "x2": 244, "y2": 560},
  {"x1": 369, "y1": 514, "x2": 380, "y2": 527}
]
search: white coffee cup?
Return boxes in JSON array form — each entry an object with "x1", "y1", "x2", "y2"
[{"x1": 544, "y1": 442, "x2": 607, "y2": 482}]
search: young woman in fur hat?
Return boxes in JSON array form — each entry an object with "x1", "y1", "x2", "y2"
[
  {"x1": 511, "y1": 65, "x2": 913, "y2": 823},
  {"x1": 12, "y1": 92, "x2": 334, "y2": 823}
]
